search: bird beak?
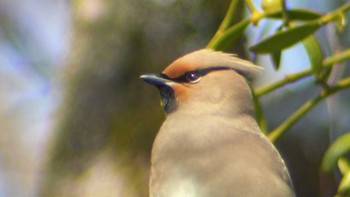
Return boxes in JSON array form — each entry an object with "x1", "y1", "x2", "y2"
[
  {"x1": 140, "y1": 74, "x2": 177, "y2": 113},
  {"x1": 140, "y1": 74, "x2": 173, "y2": 87}
]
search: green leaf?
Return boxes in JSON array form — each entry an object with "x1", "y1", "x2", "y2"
[
  {"x1": 270, "y1": 25, "x2": 283, "y2": 70},
  {"x1": 338, "y1": 170, "x2": 350, "y2": 196},
  {"x1": 250, "y1": 21, "x2": 321, "y2": 54},
  {"x1": 266, "y1": 9, "x2": 322, "y2": 21},
  {"x1": 271, "y1": 51, "x2": 281, "y2": 70},
  {"x1": 338, "y1": 158, "x2": 350, "y2": 174},
  {"x1": 336, "y1": 12, "x2": 347, "y2": 32},
  {"x1": 321, "y1": 132, "x2": 350, "y2": 173},
  {"x1": 209, "y1": 18, "x2": 250, "y2": 50},
  {"x1": 302, "y1": 35, "x2": 323, "y2": 77}
]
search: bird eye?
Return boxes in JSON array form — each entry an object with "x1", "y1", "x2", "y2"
[{"x1": 186, "y1": 72, "x2": 201, "y2": 83}]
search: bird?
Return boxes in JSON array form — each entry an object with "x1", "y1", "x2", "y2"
[{"x1": 140, "y1": 49, "x2": 295, "y2": 197}]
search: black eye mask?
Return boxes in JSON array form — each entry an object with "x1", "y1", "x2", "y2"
[{"x1": 159, "y1": 66, "x2": 232, "y2": 84}]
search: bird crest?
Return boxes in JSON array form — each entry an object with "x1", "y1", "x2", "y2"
[{"x1": 162, "y1": 49, "x2": 263, "y2": 80}]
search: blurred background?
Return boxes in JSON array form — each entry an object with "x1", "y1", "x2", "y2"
[{"x1": 0, "y1": 0, "x2": 349, "y2": 196}]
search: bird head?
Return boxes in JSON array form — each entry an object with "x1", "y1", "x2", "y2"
[{"x1": 140, "y1": 49, "x2": 262, "y2": 115}]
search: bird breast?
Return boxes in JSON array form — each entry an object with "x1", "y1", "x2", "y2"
[{"x1": 150, "y1": 114, "x2": 294, "y2": 197}]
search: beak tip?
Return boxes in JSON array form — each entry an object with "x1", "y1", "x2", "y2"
[
  {"x1": 139, "y1": 74, "x2": 153, "y2": 84},
  {"x1": 139, "y1": 74, "x2": 147, "y2": 80}
]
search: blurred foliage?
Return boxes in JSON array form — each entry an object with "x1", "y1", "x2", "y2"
[
  {"x1": 207, "y1": 0, "x2": 350, "y2": 196},
  {"x1": 322, "y1": 133, "x2": 350, "y2": 197},
  {"x1": 39, "y1": 0, "x2": 233, "y2": 196},
  {"x1": 38, "y1": 0, "x2": 350, "y2": 197}
]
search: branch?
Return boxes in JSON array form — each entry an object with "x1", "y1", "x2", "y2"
[
  {"x1": 320, "y1": 3, "x2": 350, "y2": 25},
  {"x1": 255, "y1": 48, "x2": 350, "y2": 96},
  {"x1": 207, "y1": 0, "x2": 240, "y2": 48},
  {"x1": 268, "y1": 77, "x2": 350, "y2": 142},
  {"x1": 244, "y1": 0, "x2": 258, "y2": 13}
]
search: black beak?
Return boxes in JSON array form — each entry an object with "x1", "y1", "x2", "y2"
[
  {"x1": 140, "y1": 74, "x2": 177, "y2": 113},
  {"x1": 140, "y1": 74, "x2": 173, "y2": 86}
]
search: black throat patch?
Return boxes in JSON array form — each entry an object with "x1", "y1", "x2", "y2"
[{"x1": 158, "y1": 85, "x2": 176, "y2": 114}]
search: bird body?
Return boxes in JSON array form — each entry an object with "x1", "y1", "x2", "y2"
[{"x1": 141, "y1": 49, "x2": 295, "y2": 197}]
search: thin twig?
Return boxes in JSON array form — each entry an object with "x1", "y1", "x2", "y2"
[
  {"x1": 255, "y1": 48, "x2": 350, "y2": 96},
  {"x1": 207, "y1": 0, "x2": 239, "y2": 48},
  {"x1": 268, "y1": 77, "x2": 350, "y2": 142}
]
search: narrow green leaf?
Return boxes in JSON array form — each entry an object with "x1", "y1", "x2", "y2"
[
  {"x1": 336, "y1": 13, "x2": 347, "y2": 32},
  {"x1": 250, "y1": 22, "x2": 321, "y2": 54},
  {"x1": 271, "y1": 51, "x2": 281, "y2": 70},
  {"x1": 302, "y1": 35, "x2": 323, "y2": 77},
  {"x1": 266, "y1": 9, "x2": 322, "y2": 21},
  {"x1": 338, "y1": 158, "x2": 350, "y2": 174},
  {"x1": 209, "y1": 18, "x2": 250, "y2": 50},
  {"x1": 338, "y1": 170, "x2": 350, "y2": 196},
  {"x1": 271, "y1": 25, "x2": 283, "y2": 70},
  {"x1": 321, "y1": 132, "x2": 350, "y2": 173}
]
